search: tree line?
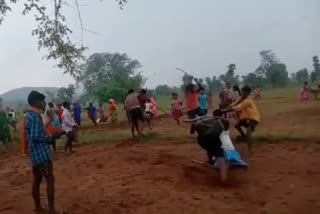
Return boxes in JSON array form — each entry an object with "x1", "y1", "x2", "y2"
[{"x1": 45, "y1": 50, "x2": 319, "y2": 104}]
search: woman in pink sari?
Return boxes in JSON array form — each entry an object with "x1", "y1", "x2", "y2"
[{"x1": 300, "y1": 81, "x2": 309, "y2": 101}]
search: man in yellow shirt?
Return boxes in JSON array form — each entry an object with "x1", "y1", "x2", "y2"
[{"x1": 224, "y1": 86, "x2": 260, "y2": 153}]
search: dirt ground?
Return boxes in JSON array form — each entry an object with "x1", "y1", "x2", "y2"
[
  {"x1": 0, "y1": 140, "x2": 319, "y2": 214},
  {"x1": 0, "y1": 90, "x2": 319, "y2": 214}
]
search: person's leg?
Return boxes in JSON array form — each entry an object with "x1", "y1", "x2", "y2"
[
  {"x1": 246, "y1": 120, "x2": 258, "y2": 154},
  {"x1": 1, "y1": 138, "x2": 9, "y2": 150},
  {"x1": 235, "y1": 121, "x2": 246, "y2": 138},
  {"x1": 32, "y1": 167, "x2": 43, "y2": 212},
  {"x1": 64, "y1": 132, "x2": 73, "y2": 152},
  {"x1": 52, "y1": 139, "x2": 56, "y2": 152},
  {"x1": 187, "y1": 110, "x2": 197, "y2": 134},
  {"x1": 216, "y1": 157, "x2": 228, "y2": 183},
  {"x1": 44, "y1": 163, "x2": 55, "y2": 214}
]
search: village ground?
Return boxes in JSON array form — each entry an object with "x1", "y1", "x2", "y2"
[{"x1": 0, "y1": 87, "x2": 319, "y2": 214}]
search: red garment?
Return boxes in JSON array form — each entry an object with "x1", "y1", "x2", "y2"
[
  {"x1": 151, "y1": 97, "x2": 157, "y2": 116},
  {"x1": 22, "y1": 107, "x2": 43, "y2": 155},
  {"x1": 185, "y1": 91, "x2": 199, "y2": 111},
  {"x1": 57, "y1": 108, "x2": 64, "y2": 122}
]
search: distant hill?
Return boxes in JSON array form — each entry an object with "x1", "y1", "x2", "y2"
[{"x1": 0, "y1": 87, "x2": 58, "y2": 107}]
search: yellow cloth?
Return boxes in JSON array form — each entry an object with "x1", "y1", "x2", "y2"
[{"x1": 233, "y1": 98, "x2": 260, "y2": 122}]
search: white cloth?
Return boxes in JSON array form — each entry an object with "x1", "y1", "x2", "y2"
[
  {"x1": 219, "y1": 131, "x2": 235, "y2": 151},
  {"x1": 62, "y1": 108, "x2": 75, "y2": 132},
  {"x1": 145, "y1": 103, "x2": 153, "y2": 112}
]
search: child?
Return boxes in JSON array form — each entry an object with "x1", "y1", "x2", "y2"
[
  {"x1": 62, "y1": 102, "x2": 77, "y2": 152},
  {"x1": 171, "y1": 93, "x2": 183, "y2": 125},
  {"x1": 108, "y1": 99, "x2": 118, "y2": 124},
  {"x1": 24, "y1": 91, "x2": 64, "y2": 214},
  {"x1": 300, "y1": 81, "x2": 309, "y2": 102},
  {"x1": 198, "y1": 87, "x2": 209, "y2": 115},
  {"x1": 224, "y1": 86, "x2": 260, "y2": 154},
  {"x1": 144, "y1": 99, "x2": 153, "y2": 130},
  {"x1": 87, "y1": 103, "x2": 97, "y2": 126}
]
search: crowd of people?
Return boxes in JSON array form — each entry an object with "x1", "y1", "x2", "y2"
[{"x1": 0, "y1": 82, "x2": 263, "y2": 213}]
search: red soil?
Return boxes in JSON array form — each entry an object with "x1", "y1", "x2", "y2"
[{"x1": 0, "y1": 141, "x2": 319, "y2": 214}]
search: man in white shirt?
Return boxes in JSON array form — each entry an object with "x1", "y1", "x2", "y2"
[{"x1": 62, "y1": 102, "x2": 77, "y2": 152}]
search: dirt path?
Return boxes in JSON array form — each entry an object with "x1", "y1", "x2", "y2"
[{"x1": 0, "y1": 141, "x2": 319, "y2": 214}]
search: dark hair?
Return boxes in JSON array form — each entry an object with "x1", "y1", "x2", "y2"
[
  {"x1": 63, "y1": 101, "x2": 70, "y2": 108},
  {"x1": 242, "y1": 86, "x2": 252, "y2": 94},
  {"x1": 199, "y1": 87, "x2": 205, "y2": 91},
  {"x1": 128, "y1": 89, "x2": 134, "y2": 94},
  {"x1": 89, "y1": 102, "x2": 93, "y2": 106},
  {"x1": 48, "y1": 102, "x2": 54, "y2": 108},
  {"x1": 147, "y1": 98, "x2": 151, "y2": 102},
  {"x1": 140, "y1": 89, "x2": 147, "y2": 94},
  {"x1": 233, "y1": 85, "x2": 241, "y2": 95},
  {"x1": 185, "y1": 83, "x2": 195, "y2": 93},
  {"x1": 304, "y1": 81, "x2": 308, "y2": 85},
  {"x1": 172, "y1": 92, "x2": 178, "y2": 96},
  {"x1": 8, "y1": 113, "x2": 13, "y2": 117},
  {"x1": 27, "y1": 91, "x2": 45, "y2": 106}
]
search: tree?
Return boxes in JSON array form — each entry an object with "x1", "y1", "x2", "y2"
[
  {"x1": 265, "y1": 63, "x2": 288, "y2": 88},
  {"x1": 255, "y1": 50, "x2": 279, "y2": 76},
  {"x1": 56, "y1": 84, "x2": 75, "y2": 103},
  {"x1": 295, "y1": 68, "x2": 309, "y2": 84},
  {"x1": 219, "y1": 64, "x2": 239, "y2": 85},
  {"x1": 242, "y1": 73, "x2": 264, "y2": 88},
  {"x1": 205, "y1": 76, "x2": 222, "y2": 94},
  {"x1": 0, "y1": 0, "x2": 127, "y2": 77},
  {"x1": 45, "y1": 90, "x2": 57, "y2": 103},
  {"x1": 78, "y1": 52, "x2": 145, "y2": 102},
  {"x1": 310, "y1": 56, "x2": 320, "y2": 82},
  {"x1": 155, "y1": 85, "x2": 173, "y2": 96}
]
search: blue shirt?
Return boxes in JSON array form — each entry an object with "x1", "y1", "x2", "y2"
[
  {"x1": 199, "y1": 94, "x2": 208, "y2": 110},
  {"x1": 73, "y1": 105, "x2": 82, "y2": 121},
  {"x1": 88, "y1": 106, "x2": 97, "y2": 117},
  {"x1": 26, "y1": 110, "x2": 52, "y2": 167}
]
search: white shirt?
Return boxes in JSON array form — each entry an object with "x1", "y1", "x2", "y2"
[
  {"x1": 145, "y1": 103, "x2": 153, "y2": 112},
  {"x1": 62, "y1": 108, "x2": 75, "y2": 132}
]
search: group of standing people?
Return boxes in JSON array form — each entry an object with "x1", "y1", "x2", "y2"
[
  {"x1": 86, "y1": 100, "x2": 119, "y2": 126},
  {"x1": 300, "y1": 81, "x2": 320, "y2": 101}
]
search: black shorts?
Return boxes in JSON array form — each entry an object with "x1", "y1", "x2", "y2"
[
  {"x1": 32, "y1": 161, "x2": 53, "y2": 178},
  {"x1": 237, "y1": 119, "x2": 259, "y2": 131},
  {"x1": 128, "y1": 107, "x2": 144, "y2": 123},
  {"x1": 197, "y1": 134, "x2": 224, "y2": 158},
  {"x1": 187, "y1": 107, "x2": 205, "y2": 119}
]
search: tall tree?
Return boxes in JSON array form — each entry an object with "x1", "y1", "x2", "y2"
[
  {"x1": 56, "y1": 84, "x2": 75, "y2": 103},
  {"x1": 310, "y1": 56, "x2": 320, "y2": 82},
  {"x1": 205, "y1": 76, "x2": 222, "y2": 94},
  {"x1": 295, "y1": 68, "x2": 309, "y2": 84},
  {"x1": 0, "y1": 0, "x2": 127, "y2": 77},
  {"x1": 242, "y1": 73, "x2": 264, "y2": 88},
  {"x1": 255, "y1": 50, "x2": 279, "y2": 76},
  {"x1": 219, "y1": 63, "x2": 239, "y2": 85},
  {"x1": 78, "y1": 52, "x2": 145, "y2": 102},
  {"x1": 265, "y1": 63, "x2": 288, "y2": 88}
]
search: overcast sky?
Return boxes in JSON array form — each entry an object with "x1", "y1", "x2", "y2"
[{"x1": 0, "y1": 0, "x2": 319, "y2": 94}]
